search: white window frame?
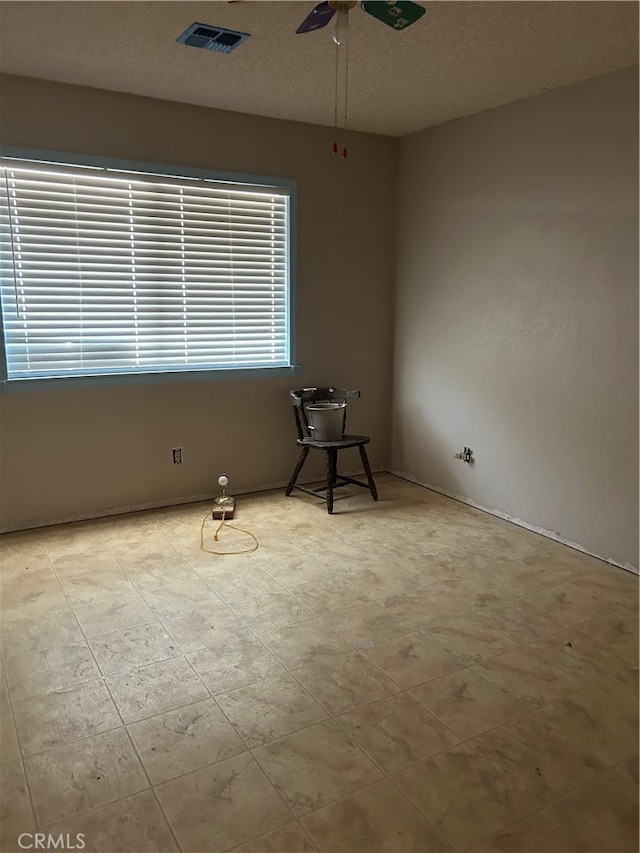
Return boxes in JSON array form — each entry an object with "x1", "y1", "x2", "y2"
[{"x1": 0, "y1": 147, "x2": 298, "y2": 390}]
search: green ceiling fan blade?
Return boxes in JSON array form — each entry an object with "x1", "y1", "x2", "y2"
[{"x1": 361, "y1": 1, "x2": 425, "y2": 30}]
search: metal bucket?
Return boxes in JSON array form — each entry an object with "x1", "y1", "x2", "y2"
[{"x1": 306, "y1": 402, "x2": 346, "y2": 441}]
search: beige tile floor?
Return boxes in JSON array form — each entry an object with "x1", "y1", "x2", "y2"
[{"x1": 0, "y1": 473, "x2": 638, "y2": 852}]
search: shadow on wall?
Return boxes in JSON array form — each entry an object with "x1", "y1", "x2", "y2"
[{"x1": 392, "y1": 400, "x2": 466, "y2": 496}]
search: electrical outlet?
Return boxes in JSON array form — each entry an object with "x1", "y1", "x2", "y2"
[
  {"x1": 172, "y1": 447, "x2": 183, "y2": 464},
  {"x1": 454, "y1": 446, "x2": 473, "y2": 463}
]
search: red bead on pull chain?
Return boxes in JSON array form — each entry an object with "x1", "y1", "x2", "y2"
[
  {"x1": 342, "y1": 147, "x2": 348, "y2": 159},
  {"x1": 332, "y1": 142, "x2": 338, "y2": 154}
]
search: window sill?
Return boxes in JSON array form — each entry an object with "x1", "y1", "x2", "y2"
[{"x1": 0, "y1": 365, "x2": 302, "y2": 393}]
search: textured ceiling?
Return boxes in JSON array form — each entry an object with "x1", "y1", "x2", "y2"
[{"x1": 0, "y1": 1, "x2": 637, "y2": 137}]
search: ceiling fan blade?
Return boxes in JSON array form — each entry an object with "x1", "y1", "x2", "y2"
[
  {"x1": 296, "y1": 2, "x2": 337, "y2": 34},
  {"x1": 360, "y1": 1, "x2": 425, "y2": 31}
]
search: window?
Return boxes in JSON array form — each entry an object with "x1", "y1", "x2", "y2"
[{"x1": 0, "y1": 152, "x2": 295, "y2": 383}]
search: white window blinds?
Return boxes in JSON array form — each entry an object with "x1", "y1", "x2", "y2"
[{"x1": 0, "y1": 157, "x2": 291, "y2": 380}]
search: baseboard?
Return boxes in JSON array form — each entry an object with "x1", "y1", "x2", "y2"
[
  {"x1": 388, "y1": 468, "x2": 638, "y2": 576},
  {"x1": 4, "y1": 468, "x2": 637, "y2": 577}
]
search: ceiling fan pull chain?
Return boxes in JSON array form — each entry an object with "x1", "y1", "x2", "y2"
[
  {"x1": 331, "y1": 35, "x2": 349, "y2": 160},
  {"x1": 330, "y1": 17, "x2": 350, "y2": 158},
  {"x1": 344, "y1": 43, "x2": 349, "y2": 128},
  {"x1": 342, "y1": 42, "x2": 349, "y2": 159},
  {"x1": 332, "y1": 38, "x2": 340, "y2": 154}
]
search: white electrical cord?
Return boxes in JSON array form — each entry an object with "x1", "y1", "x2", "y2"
[{"x1": 199, "y1": 475, "x2": 259, "y2": 556}]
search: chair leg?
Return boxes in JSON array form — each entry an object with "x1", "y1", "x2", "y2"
[
  {"x1": 330, "y1": 449, "x2": 338, "y2": 487},
  {"x1": 325, "y1": 449, "x2": 335, "y2": 514},
  {"x1": 286, "y1": 446, "x2": 309, "y2": 496},
  {"x1": 359, "y1": 445, "x2": 378, "y2": 501}
]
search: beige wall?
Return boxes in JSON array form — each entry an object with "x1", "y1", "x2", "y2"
[
  {"x1": 0, "y1": 75, "x2": 397, "y2": 529},
  {"x1": 2, "y1": 69, "x2": 638, "y2": 571},
  {"x1": 393, "y1": 67, "x2": 639, "y2": 570}
]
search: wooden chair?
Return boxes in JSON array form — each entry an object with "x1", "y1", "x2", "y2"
[{"x1": 286, "y1": 387, "x2": 378, "y2": 514}]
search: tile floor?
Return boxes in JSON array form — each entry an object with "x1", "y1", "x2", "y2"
[{"x1": 0, "y1": 473, "x2": 637, "y2": 852}]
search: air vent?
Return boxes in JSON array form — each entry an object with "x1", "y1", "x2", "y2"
[{"x1": 177, "y1": 22, "x2": 250, "y2": 54}]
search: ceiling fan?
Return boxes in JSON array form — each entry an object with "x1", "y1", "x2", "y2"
[
  {"x1": 229, "y1": 1, "x2": 426, "y2": 39},
  {"x1": 224, "y1": 1, "x2": 426, "y2": 158},
  {"x1": 296, "y1": 1, "x2": 426, "y2": 37}
]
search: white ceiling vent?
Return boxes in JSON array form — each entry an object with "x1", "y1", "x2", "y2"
[{"x1": 177, "y1": 22, "x2": 250, "y2": 55}]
